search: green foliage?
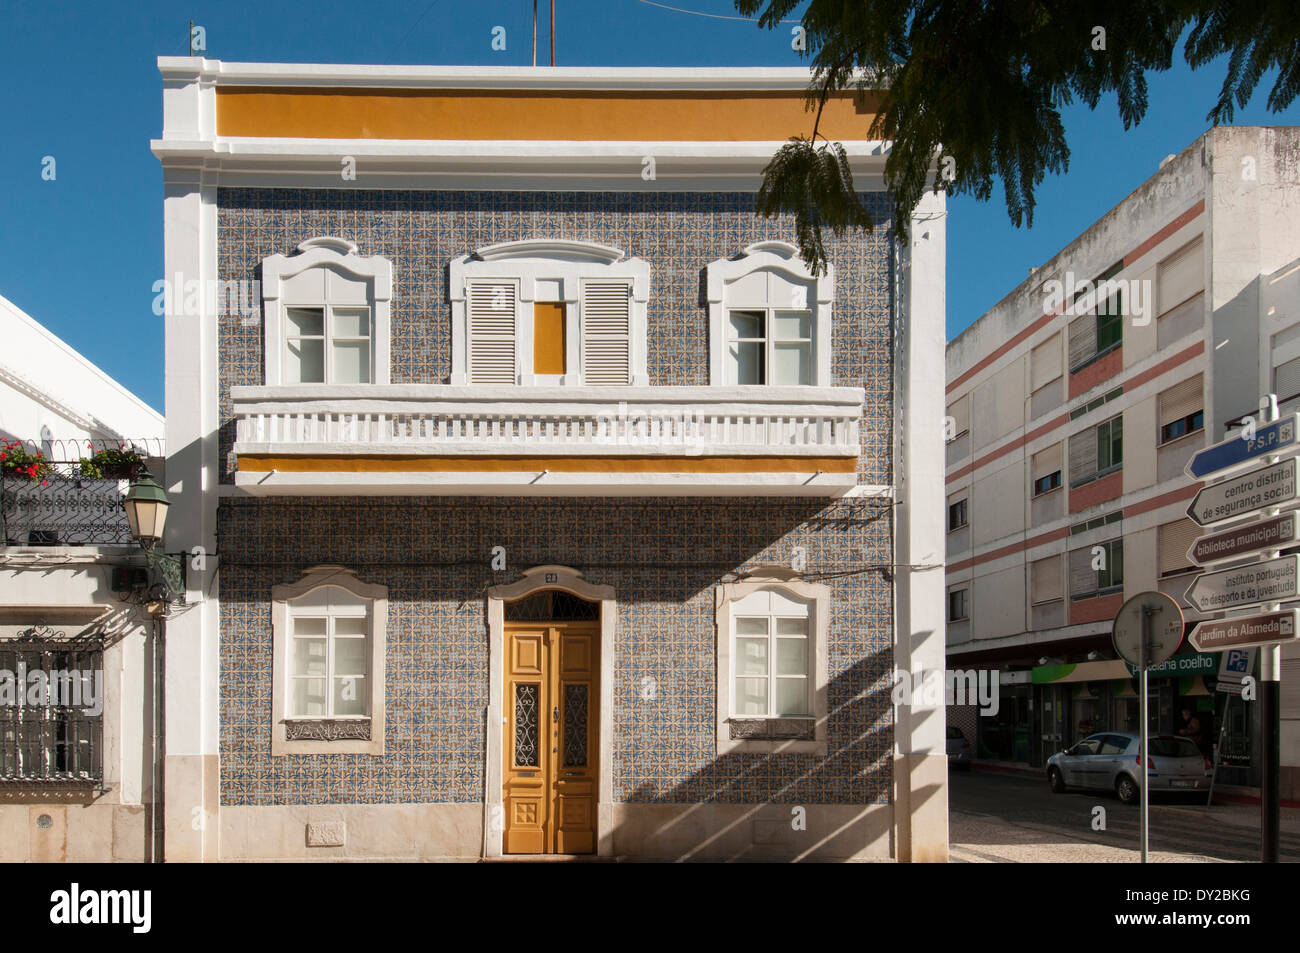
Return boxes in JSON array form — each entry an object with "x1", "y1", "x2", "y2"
[
  {"x1": 756, "y1": 139, "x2": 874, "y2": 276},
  {"x1": 1, "y1": 439, "x2": 51, "y2": 484},
  {"x1": 75, "y1": 445, "x2": 147, "y2": 480},
  {"x1": 736, "y1": 0, "x2": 1299, "y2": 273}
]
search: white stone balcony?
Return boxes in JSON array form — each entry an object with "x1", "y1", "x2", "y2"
[{"x1": 230, "y1": 385, "x2": 865, "y2": 496}]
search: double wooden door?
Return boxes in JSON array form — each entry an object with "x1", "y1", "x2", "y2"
[{"x1": 503, "y1": 622, "x2": 598, "y2": 854}]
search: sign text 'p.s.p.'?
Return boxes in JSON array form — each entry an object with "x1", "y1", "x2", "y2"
[{"x1": 1185, "y1": 414, "x2": 1298, "y2": 480}]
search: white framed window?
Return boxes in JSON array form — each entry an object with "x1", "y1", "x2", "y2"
[
  {"x1": 449, "y1": 239, "x2": 650, "y2": 386},
  {"x1": 715, "y1": 568, "x2": 829, "y2": 755},
  {"x1": 705, "y1": 241, "x2": 834, "y2": 387},
  {"x1": 271, "y1": 566, "x2": 387, "y2": 756},
  {"x1": 261, "y1": 236, "x2": 393, "y2": 386}
]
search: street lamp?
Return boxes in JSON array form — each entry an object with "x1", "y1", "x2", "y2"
[
  {"x1": 123, "y1": 471, "x2": 169, "y2": 546},
  {"x1": 123, "y1": 470, "x2": 184, "y2": 601}
]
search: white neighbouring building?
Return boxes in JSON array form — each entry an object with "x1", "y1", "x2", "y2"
[
  {"x1": 0, "y1": 294, "x2": 165, "y2": 860},
  {"x1": 944, "y1": 126, "x2": 1300, "y2": 797}
]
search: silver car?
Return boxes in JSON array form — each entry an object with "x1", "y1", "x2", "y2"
[
  {"x1": 1046, "y1": 732, "x2": 1211, "y2": 804},
  {"x1": 947, "y1": 726, "x2": 972, "y2": 770}
]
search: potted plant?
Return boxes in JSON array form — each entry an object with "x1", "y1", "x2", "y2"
[
  {"x1": 0, "y1": 439, "x2": 51, "y2": 485},
  {"x1": 76, "y1": 444, "x2": 148, "y2": 480}
]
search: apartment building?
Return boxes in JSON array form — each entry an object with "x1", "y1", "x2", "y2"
[
  {"x1": 0, "y1": 294, "x2": 164, "y2": 860},
  {"x1": 945, "y1": 126, "x2": 1300, "y2": 794},
  {"x1": 152, "y1": 58, "x2": 947, "y2": 860}
]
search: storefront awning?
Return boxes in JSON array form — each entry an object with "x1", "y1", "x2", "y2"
[{"x1": 1031, "y1": 659, "x2": 1131, "y2": 684}]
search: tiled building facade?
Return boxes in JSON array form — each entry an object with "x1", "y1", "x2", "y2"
[{"x1": 156, "y1": 59, "x2": 948, "y2": 861}]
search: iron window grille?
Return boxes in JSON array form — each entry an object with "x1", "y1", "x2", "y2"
[{"x1": 0, "y1": 627, "x2": 103, "y2": 784}]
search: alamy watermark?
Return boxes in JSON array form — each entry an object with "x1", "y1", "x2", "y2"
[
  {"x1": 0, "y1": 664, "x2": 103, "y2": 716},
  {"x1": 152, "y1": 275, "x2": 262, "y2": 321},
  {"x1": 892, "y1": 666, "x2": 999, "y2": 716},
  {"x1": 1041, "y1": 272, "x2": 1152, "y2": 326}
]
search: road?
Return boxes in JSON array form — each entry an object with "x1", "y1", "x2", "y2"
[{"x1": 949, "y1": 768, "x2": 1300, "y2": 862}]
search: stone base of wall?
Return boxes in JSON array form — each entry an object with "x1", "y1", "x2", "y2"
[
  {"x1": 601, "y1": 802, "x2": 893, "y2": 861},
  {"x1": 0, "y1": 802, "x2": 149, "y2": 862},
  {"x1": 220, "y1": 804, "x2": 484, "y2": 861},
  {"x1": 216, "y1": 802, "x2": 894, "y2": 861}
]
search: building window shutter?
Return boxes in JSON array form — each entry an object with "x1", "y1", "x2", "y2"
[
  {"x1": 1068, "y1": 314, "x2": 1097, "y2": 369},
  {"x1": 948, "y1": 395, "x2": 970, "y2": 436},
  {"x1": 1032, "y1": 555, "x2": 1063, "y2": 603},
  {"x1": 1157, "y1": 237, "x2": 1204, "y2": 315},
  {"x1": 1158, "y1": 375, "x2": 1203, "y2": 427},
  {"x1": 1068, "y1": 547, "x2": 1096, "y2": 596},
  {"x1": 581, "y1": 280, "x2": 632, "y2": 385},
  {"x1": 1158, "y1": 519, "x2": 1200, "y2": 575},
  {"x1": 1069, "y1": 428, "x2": 1098, "y2": 485},
  {"x1": 1275, "y1": 358, "x2": 1300, "y2": 402},
  {"x1": 467, "y1": 281, "x2": 517, "y2": 384},
  {"x1": 1032, "y1": 334, "x2": 1063, "y2": 390},
  {"x1": 1032, "y1": 443, "x2": 1063, "y2": 481}
]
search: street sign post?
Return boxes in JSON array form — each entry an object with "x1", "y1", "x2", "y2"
[
  {"x1": 1185, "y1": 457, "x2": 1298, "y2": 527},
  {"x1": 1184, "y1": 555, "x2": 1300, "y2": 613},
  {"x1": 1189, "y1": 609, "x2": 1298, "y2": 652},
  {"x1": 1112, "y1": 591, "x2": 1184, "y2": 864},
  {"x1": 1188, "y1": 511, "x2": 1300, "y2": 566},
  {"x1": 1185, "y1": 414, "x2": 1298, "y2": 479}
]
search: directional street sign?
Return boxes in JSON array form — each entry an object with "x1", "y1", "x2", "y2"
[
  {"x1": 1185, "y1": 555, "x2": 1300, "y2": 613},
  {"x1": 1186, "y1": 413, "x2": 1298, "y2": 479},
  {"x1": 1190, "y1": 610, "x2": 1299, "y2": 653},
  {"x1": 1188, "y1": 511, "x2": 1300, "y2": 566},
  {"x1": 1186, "y1": 457, "x2": 1298, "y2": 527}
]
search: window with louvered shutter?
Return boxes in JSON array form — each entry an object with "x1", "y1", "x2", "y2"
[
  {"x1": 1275, "y1": 358, "x2": 1300, "y2": 402},
  {"x1": 948, "y1": 395, "x2": 970, "y2": 436},
  {"x1": 1032, "y1": 555, "x2": 1063, "y2": 603},
  {"x1": 1033, "y1": 443, "x2": 1063, "y2": 480},
  {"x1": 1032, "y1": 334, "x2": 1063, "y2": 389},
  {"x1": 1069, "y1": 428, "x2": 1098, "y2": 485},
  {"x1": 1069, "y1": 547, "x2": 1096, "y2": 597},
  {"x1": 581, "y1": 280, "x2": 632, "y2": 386},
  {"x1": 1068, "y1": 314, "x2": 1098, "y2": 369},
  {"x1": 1158, "y1": 519, "x2": 1199, "y2": 576},
  {"x1": 466, "y1": 281, "x2": 517, "y2": 384},
  {"x1": 1158, "y1": 375, "x2": 1202, "y2": 427},
  {"x1": 1157, "y1": 237, "x2": 1204, "y2": 315}
]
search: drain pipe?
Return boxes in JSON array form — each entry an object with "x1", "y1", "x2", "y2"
[
  {"x1": 481, "y1": 705, "x2": 490, "y2": 860},
  {"x1": 149, "y1": 615, "x2": 165, "y2": 863}
]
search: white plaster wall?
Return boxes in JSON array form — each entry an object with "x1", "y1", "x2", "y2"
[{"x1": 0, "y1": 295, "x2": 163, "y2": 448}]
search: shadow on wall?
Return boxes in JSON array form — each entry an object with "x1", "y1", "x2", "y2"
[{"x1": 602, "y1": 646, "x2": 897, "y2": 862}]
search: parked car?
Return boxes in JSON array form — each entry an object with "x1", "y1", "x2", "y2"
[
  {"x1": 947, "y1": 726, "x2": 972, "y2": 770},
  {"x1": 1046, "y1": 732, "x2": 1211, "y2": 803}
]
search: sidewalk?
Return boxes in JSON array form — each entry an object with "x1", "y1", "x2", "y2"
[{"x1": 949, "y1": 811, "x2": 1222, "y2": 863}]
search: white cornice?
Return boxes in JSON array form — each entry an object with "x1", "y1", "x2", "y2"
[
  {"x1": 157, "y1": 57, "x2": 873, "y2": 91},
  {"x1": 149, "y1": 138, "x2": 891, "y2": 190}
]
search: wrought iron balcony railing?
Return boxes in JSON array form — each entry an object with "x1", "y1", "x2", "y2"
[{"x1": 1, "y1": 473, "x2": 134, "y2": 547}]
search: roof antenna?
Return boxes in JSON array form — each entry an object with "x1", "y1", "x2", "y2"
[
  {"x1": 188, "y1": 19, "x2": 194, "y2": 56},
  {"x1": 550, "y1": 0, "x2": 555, "y2": 66},
  {"x1": 532, "y1": 1, "x2": 537, "y2": 67}
]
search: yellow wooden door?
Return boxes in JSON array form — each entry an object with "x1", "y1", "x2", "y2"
[{"x1": 504, "y1": 621, "x2": 598, "y2": 854}]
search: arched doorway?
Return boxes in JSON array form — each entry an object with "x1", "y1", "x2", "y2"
[{"x1": 485, "y1": 567, "x2": 615, "y2": 857}]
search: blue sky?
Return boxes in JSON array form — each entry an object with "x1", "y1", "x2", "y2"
[{"x1": 2, "y1": 0, "x2": 1297, "y2": 415}]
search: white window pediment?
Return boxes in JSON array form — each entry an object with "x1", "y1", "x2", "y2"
[
  {"x1": 449, "y1": 238, "x2": 649, "y2": 386},
  {"x1": 706, "y1": 241, "x2": 834, "y2": 387},
  {"x1": 714, "y1": 568, "x2": 830, "y2": 756},
  {"x1": 261, "y1": 237, "x2": 393, "y2": 386},
  {"x1": 271, "y1": 566, "x2": 388, "y2": 756}
]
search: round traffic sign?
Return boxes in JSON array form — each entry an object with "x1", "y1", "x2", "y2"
[{"x1": 1112, "y1": 591, "x2": 1185, "y2": 668}]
